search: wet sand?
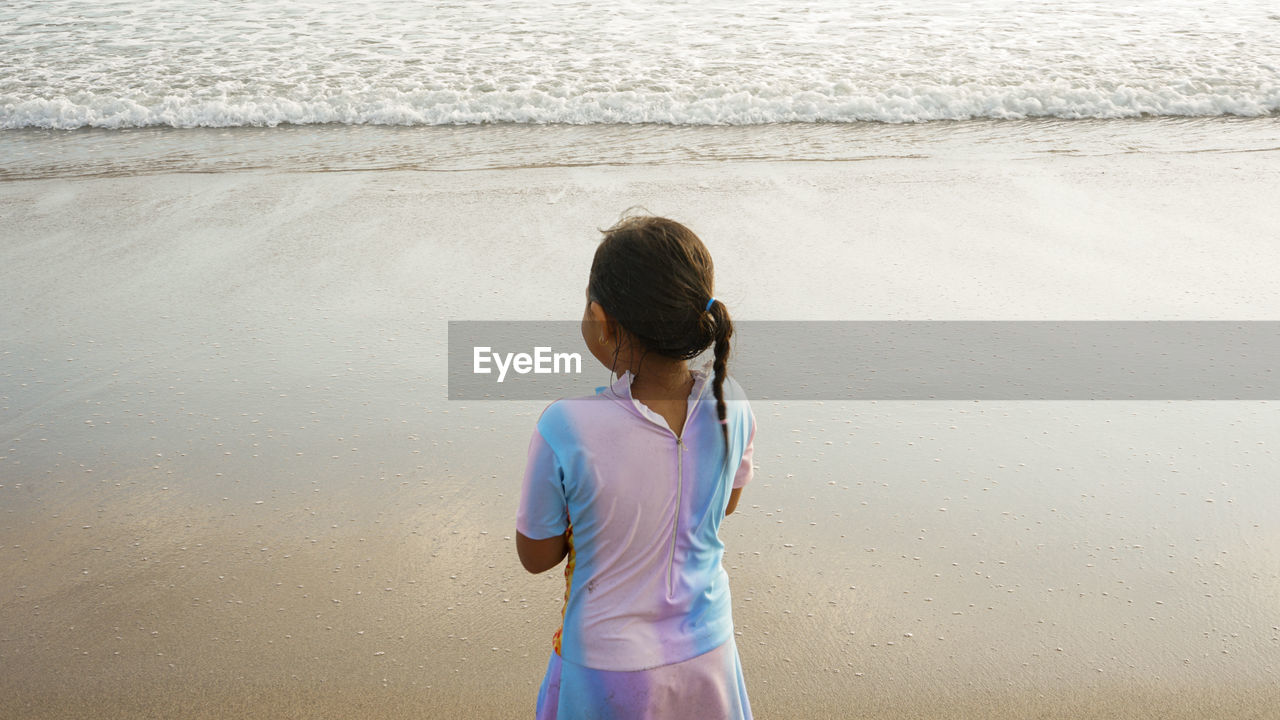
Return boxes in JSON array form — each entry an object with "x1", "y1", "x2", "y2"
[{"x1": 3, "y1": 150, "x2": 1279, "y2": 717}]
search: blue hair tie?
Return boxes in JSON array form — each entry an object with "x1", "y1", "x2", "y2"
[{"x1": 705, "y1": 297, "x2": 717, "y2": 312}]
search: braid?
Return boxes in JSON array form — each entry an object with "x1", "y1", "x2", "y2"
[{"x1": 708, "y1": 300, "x2": 733, "y2": 453}]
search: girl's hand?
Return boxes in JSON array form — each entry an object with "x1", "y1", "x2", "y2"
[{"x1": 725, "y1": 487, "x2": 743, "y2": 516}]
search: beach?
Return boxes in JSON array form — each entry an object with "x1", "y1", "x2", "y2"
[{"x1": 3, "y1": 141, "x2": 1279, "y2": 717}]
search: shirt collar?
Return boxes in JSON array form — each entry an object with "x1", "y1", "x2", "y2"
[{"x1": 597, "y1": 361, "x2": 714, "y2": 433}]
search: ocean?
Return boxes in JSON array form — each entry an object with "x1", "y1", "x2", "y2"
[{"x1": 3, "y1": 0, "x2": 1278, "y2": 178}]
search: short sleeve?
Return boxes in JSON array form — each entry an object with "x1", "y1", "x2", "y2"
[
  {"x1": 516, "y1": 426, "x2": 569, "y2": 540},
  {"x1": 732, "y1": 407, "x2": 756, "y2": 490}
]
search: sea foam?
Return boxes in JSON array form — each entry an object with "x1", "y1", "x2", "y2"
[
  {"x1": 4, "y1": 82, "x2": 1278, "y2": 130},
  {"x1": 3, "y1": 0, "x2": 1278, "y2": 129}
]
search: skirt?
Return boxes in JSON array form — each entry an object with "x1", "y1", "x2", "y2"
[{"x1": 535, "y1": 637, "x2": 752, "y2": 720}]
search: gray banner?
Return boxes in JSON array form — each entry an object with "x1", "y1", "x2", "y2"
[{"x1": 448, "y1": 321, "x2": 1280, "y2": 400}]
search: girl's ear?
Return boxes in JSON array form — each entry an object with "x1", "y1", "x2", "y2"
[{"x1": 588, "y1": 301, "x2": 615, "y2": 342}]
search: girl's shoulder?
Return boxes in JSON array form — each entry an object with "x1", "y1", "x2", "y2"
[
  {"x1": 703, "y1": 368, "x2": 752, "y2": 412},
  {"x1": 712, "y1": 374, "x2": 755, "y2": 438},
  {"x1": 719, "y1": 372, "x2": 751, "y2": 402},
  {"x1": 533, "y1": 390, "x2": 621, "y2": 438}
]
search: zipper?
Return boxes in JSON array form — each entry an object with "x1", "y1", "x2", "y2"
[
  {"x1": 612, "y1": 369, "x2": 710, "y2": 599},
  {"x1": 667, "y1": 435, "x2": 686, "y2": 598}
]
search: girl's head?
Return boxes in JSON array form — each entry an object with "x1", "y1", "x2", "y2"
[{"x1": 582, "y1": 214, "x2": 734, "y2": 443}]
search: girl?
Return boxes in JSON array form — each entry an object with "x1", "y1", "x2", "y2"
[{"x1": 516, "y1": 215, "x2": 756, "y2": 719}]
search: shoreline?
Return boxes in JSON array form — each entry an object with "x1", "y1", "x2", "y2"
[{"x1": 3, "y1": 115, "x2": 1278, "y2": 182}]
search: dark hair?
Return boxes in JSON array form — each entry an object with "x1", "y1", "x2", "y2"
[{"x1": 588, "y1": 215, "x2": 734, "y2": 449}]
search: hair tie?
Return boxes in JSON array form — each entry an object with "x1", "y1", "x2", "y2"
[
  {"x1": 705, "y1": 297, "x2": 717, "y2": 312},
  {"x1": 718, "y1": 417, "x2": 729, "y2": 425}
]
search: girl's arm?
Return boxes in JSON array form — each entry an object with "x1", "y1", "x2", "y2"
[{"x1": 516, "y1": 530, "x2": 569, "y2": 574}]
